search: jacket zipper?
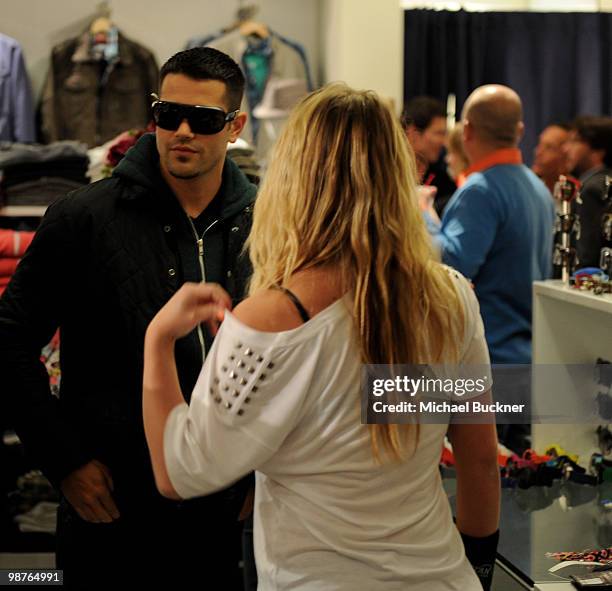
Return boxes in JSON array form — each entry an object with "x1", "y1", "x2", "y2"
[{"x1": 186, "y1": 216, "x2": 220, "y2": 361}]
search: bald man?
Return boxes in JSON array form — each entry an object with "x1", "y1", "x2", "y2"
[{"x1": 424, "y1": 85, "x2": 555, "y2": 365}]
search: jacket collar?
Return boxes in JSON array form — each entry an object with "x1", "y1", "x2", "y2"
[
  {"x1": 72, "y1": 30, "x2": 134, "y2": 65},
  {"x1": 115, "y1": 134, "x2": 256, "y2": 221},
  {"x1": 579, "y1": 165, "x2": 609, "y2": 185},
  {"x1": 464, "y1": 148, "x2": 522, "y2": 177}
]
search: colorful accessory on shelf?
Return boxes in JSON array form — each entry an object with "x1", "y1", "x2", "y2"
[
  {"x1": 570, "y1": 268, "x2": 612, "y2": 295},
  {"x1": 558, "y1": 455, "x2": 598, "y2": 485},
  {"x1": 554, "y1": 174, "x2": 582, "y2": 282},
  {"x1": 591, "y1": 454, "x2": 612, "y2": 484},
  {"x1": 440, "y1": 447, "x2": 455, "y2": 467},
  {"x1": 501, "y1": 446, "x2": 592, "y2": 489},
  {"x1": 506, "y1": 449, "x2": 553, "y2": 472},
  {"x1": 554, "y1": 174, "x2": 582, "y2": 202},
  {"x1": 598, "y1": 426, "x2": 612, "y2": 456},
  {"x1": 523, "y1": 449, "x2": 553, "y2": 464},
  {"x1": 547, "y1": 547, "x2": 612, "y2": 563},
  {"x1": 546, "y1": 445, "x2": 579, "y2": 464},
  {"x1": 497, "y1": 453, "x2": 510, "y2": 467}
]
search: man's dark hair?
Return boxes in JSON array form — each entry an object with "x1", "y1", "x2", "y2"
[
  {"x1": 160, "y1": 47, "x2": 245, "y2": 111},
  {"x1": 401, "y1": 96, "x2": 446, "y2": 131},
  {"x1": 571, "y1": 115, "x2": 612, "y2": 167}
]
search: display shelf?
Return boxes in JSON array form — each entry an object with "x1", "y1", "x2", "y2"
[
  {"x1": 534, "y1": 280, "x2": 612, "y2": 315},
  {"x1": 0, "y1": 206, "x2": 47, "y2": 218},
  {"x1": 532, "y1": 279, "x2": 612, "y2": 460},
  {"x1": 531, "y1": 279, "x2": 612, "y2": 591}
]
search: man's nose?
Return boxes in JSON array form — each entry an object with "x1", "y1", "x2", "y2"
[{"x1": 175, "y1": 119, "x2": 194, "y2": 137}]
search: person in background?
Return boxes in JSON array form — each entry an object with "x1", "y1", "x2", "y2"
[
  {"x1": 419, "y1": 124, "x2": 468, "y2": 222},
  {"x1": 564, "y1": 115, "x2": 612, "y2": 268},
  {"x1": 532, "y1": 122, "x2": 570, "y2": 197},
  {"x1": 531, "y1": 123, "x2": 572, "y2": 280},
  {"x1": 143, "y1": 83, "x2": 500, "y2": 591},
  {"x1": 402, "y1": 96, "x2": 457, "y2": 217},
  {"x1": 423, "y1": 84, "x2": 555, "y2": 454},
  {"x1": 424, "y1": 84, "x2": 554, "y2": 365},
  {"x1": 446, "y1": 123, "x2": 469, "y2": 188},
  {"x1": 0, "y1": 47, "x2": 255, "y2": 587}
]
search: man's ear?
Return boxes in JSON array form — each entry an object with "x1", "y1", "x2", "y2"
[
  {"x1": 228, "y1": 112, "x2": 248, "y2": 143},
  {"x1": 405, "y1": 124, "x2": 420, "y2": 144},
  {"x1": 462, "y1": 120, "x2": 473, "y2": 143},
  {"x1": 516, "y1": 121, "x2": 525, "y2": 143},
  {"x1": 592, "y1": 147, "x2": 606, "y2": 167}
]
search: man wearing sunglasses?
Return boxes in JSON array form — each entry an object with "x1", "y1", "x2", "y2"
[{"x1": 0, "y1": 47, "x2": 256, "y2": 587}]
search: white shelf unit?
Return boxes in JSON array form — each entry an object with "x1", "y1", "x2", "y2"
[
  {"x1": 532, "y1": 280, "x2": 612, "y2": 459},
  {"x1": 531, "y1": 280, "x2": 612, "y2": 590}
]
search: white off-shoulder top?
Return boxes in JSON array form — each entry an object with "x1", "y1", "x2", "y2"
[{"x1": 164, "y1": 268, "x2": 490, "y2": 590}]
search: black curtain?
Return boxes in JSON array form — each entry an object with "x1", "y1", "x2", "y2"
[{"x1": 404, "y1": 10, "x2": 612, "y2": 165}]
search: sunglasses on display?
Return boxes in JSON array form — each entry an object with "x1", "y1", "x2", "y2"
[{"x1": 150, "y1": 93, "x2": 239, "y2": 135}]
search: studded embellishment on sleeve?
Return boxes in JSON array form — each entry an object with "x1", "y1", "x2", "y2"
[
  {"x1": 209, "y1": 342, "x2": 276, "y2": 418},
  {"x1": 443, "y1": 265, "x2": 461, "y2": 281}
]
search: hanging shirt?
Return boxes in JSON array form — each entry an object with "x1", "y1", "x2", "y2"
[
  {"x1": 39, "y1": 31, "x2": 158, "y2": 147},
  {"x1": 206, "y1": 30, "x2": 312, "y2": 150},
  {"x1": 0, "y1": 34, "x2": 35, "y2": 143},
  {"x1": 242, "y1": 36, "x2": 272, "y2": 141}
]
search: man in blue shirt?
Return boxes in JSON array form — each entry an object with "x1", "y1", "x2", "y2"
[{"x1": 425, "y1": 85, "x2": 554, "y2": 366}]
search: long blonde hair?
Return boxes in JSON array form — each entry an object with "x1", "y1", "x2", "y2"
[{"x1": 248, "y1": 83, "x2": 464, "y2": 461}]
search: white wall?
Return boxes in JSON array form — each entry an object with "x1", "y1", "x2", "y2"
[
  {"x1": 3, "y1": 0, "x2": 609, "y2": 115},
  {"x1": 321, "y1": 0, "x2": 404, "y2": 113},
  {"x1": 2, "y1": 0, "x2": 322, "y2": 100}
]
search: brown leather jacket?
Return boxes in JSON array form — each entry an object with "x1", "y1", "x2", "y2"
[{"x1": 40, "y1": 31, "x2": 158, "y2": 147}]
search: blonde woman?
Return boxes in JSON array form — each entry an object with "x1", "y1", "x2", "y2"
[
  {"x1": 143, "y1": 83, "x2": 500, "y2": 590},
  {"x1": 446, "y1": 122, "x2": 470, "y2": 187}
]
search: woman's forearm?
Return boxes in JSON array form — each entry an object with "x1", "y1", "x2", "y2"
[
  {"x1": 142, "y1": 328, "x2": 184, "y2": 500},
  {"x1": 455, "y1": 458, "x2": 500, "y2": 537}
]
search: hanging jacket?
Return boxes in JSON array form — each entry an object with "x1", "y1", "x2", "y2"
[
  {"x1": 0, "y1": 133, "x2": 256, "y2": 516},
  {"x1": 206, "y1": 30, "x2": 312, "y2": 147},
  {"x1": 0, "y1": 34, "x2": 35, "y2": 143},
  {"x1": 187, "y1": 29, "x2": 313, "y2": 90},
  {"x1": 39, "y1": 31, "x2": 158, "y2": 147}
]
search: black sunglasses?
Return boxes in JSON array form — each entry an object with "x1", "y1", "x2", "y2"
[{"x1": 151, "y1": 93, "x2": 239, "y2": 135}]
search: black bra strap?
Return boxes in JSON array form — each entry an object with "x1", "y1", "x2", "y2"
[{"x1": 277, "y1": 287, "x2": 310, "y2": 323}]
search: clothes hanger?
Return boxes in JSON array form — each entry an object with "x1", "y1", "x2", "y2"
[
  {"x1": 239, "y1": 20, "x2": 270, "y2": 39},
  {"x1": 90, "y1": 1, "x2": 113, "y2": 37},
  {"x1": 231, "y1": 2, "x2": 269, "y2": 39}
]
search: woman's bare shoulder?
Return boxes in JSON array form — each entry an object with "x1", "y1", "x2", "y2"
[{"x1": 232, "y1": 289, "x2": 304, "y2": 333}]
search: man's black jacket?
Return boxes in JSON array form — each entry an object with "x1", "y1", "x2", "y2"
[
  {"x1": 0, "y1": 133, "x2": 256, "y2": 513},
  {"x1": 576, "y1": 166, "x2": 612, "y2": 268}
]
